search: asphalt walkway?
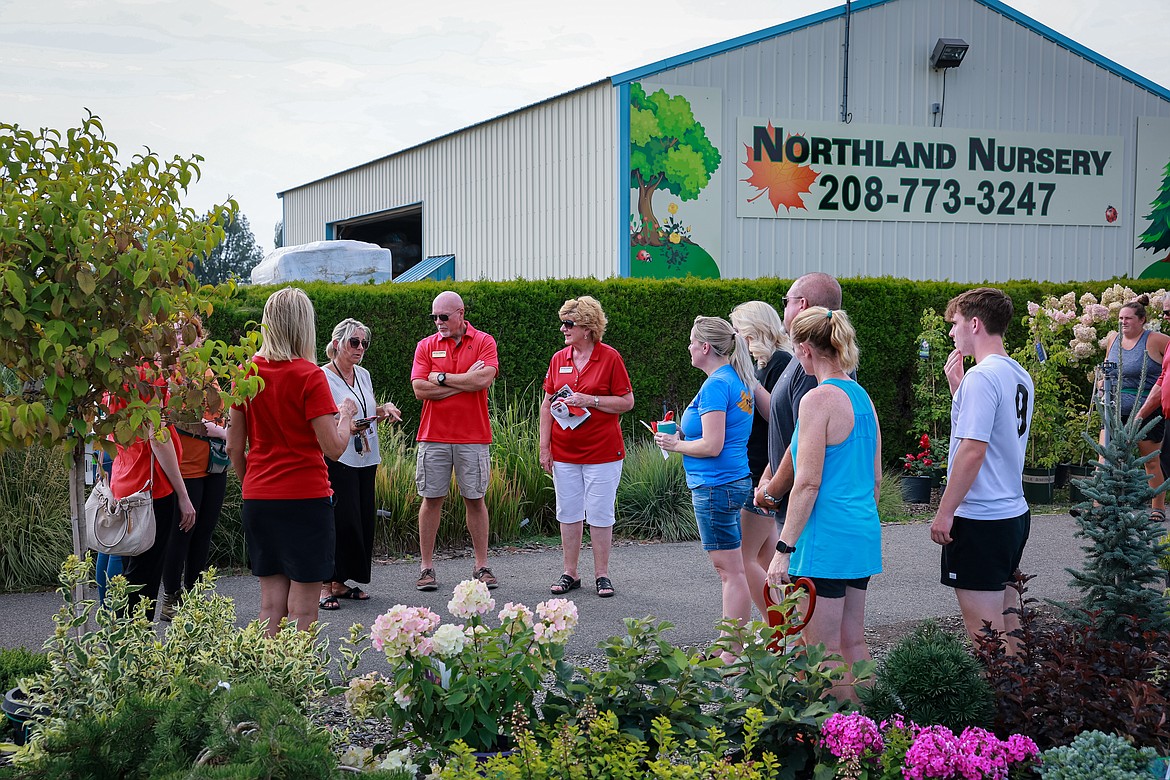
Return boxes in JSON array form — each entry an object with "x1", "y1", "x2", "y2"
[{"x1": 0, "y1": 515, "x2": 1086, "y2": 672}]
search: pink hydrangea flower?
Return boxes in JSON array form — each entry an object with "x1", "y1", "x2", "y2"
[
  {"x1": 370, "y1": 605, "x2": 440, "y2": 659},
  {"x1": 533, "y1": 598, "x2": 578, "y2": 644},
  {"x1": 497, "y1": 602, "x2": 534, "y2": 627},
  {"x1": 448, "y1": 579, "x2": 496, "y2": 619},
  {"x1": 821, "y1": 712, "x2": 884, "y2": 761}
]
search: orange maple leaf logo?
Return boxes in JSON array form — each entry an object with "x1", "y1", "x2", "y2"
[{"x1": 741, "y1": 126, "x2": 819, "y2": 213}]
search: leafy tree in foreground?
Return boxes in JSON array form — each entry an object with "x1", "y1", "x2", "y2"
[
  {"x1": 0, "y1": 113, "x2": 262, "y2": 569},
  {"x1": 193, "y1": 212, "x2": 264, "y2": 285}
]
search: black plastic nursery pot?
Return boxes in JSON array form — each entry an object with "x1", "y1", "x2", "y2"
[
  {"x1": 1066, "y1": 463, "x2": 1096, "y2": 503},
  {"x1": 901, "y1": 475, "x2": 932, "y2": 503},
  {"x1": 1021, "y1": 466, "x2": 1056, "y2": 504},
  {"x1": 3, "y1": 687, "x2": 47, "y2": 747}
]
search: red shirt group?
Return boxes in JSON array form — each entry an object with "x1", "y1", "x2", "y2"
[
  {"x1": 234, "y1": 357, "x2": 338, "y2": 500},
  {"x1": 411, "y1": 323, "x2": 499, "y2": 445},
  {"x1": 542, "y1": 341, "x2": 632, "y2": 464}
]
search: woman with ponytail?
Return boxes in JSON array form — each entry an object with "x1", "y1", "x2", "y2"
[
  {"x1": 760, "y1": 307, "x2": 881, "y2": 702},
  {"x1": 655, "y1": 316, "x2": 757, "y2": 667}
]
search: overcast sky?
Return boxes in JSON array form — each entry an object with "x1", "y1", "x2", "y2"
[{"x1": 4, "y1": 0, "x2": 1167, "y2": 254}]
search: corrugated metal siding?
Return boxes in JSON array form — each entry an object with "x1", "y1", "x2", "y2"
[
  {"x1": 282, "y1": 82, "x2": 616, "y2": 281},
  {"x1": 641, "y1": 0, "x2": 1170, "y2": 283}
]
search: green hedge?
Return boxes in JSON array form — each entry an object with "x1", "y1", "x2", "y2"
[{"x1": 209, "y1": 277, "x2": 1170, "y2": 465}]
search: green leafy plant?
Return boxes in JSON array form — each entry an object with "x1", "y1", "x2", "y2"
[
  {"x1": 0, "y1": 446, "x2": 71, "y2": 592},
  {"x1": 0, "y1": 114, "x2": 263, "y2": 574},
  {"x1": 439, "y1": 707, "x2": 781, "y2": 780},
  {"x1": 0, "y1": 648, "x2": 47, "y2": 694},
  {"x1": 901, "y1": 434, "x2": 937, "y2": 477},
  {"x1": 9, "y1": 559, "x2": 333, "y2": 767},
  {"x1": 860, "y1": 620, "x2": 994, "y2": 730},
  {"x1": 340, "y1": 579, "x2": 576, "y2": 767},
  {"x1": 974, "y1": 573, "x2": 1170, "y2": 752},
  {"x1": 1037, "y1": 730, "x2": 1160, "y2": 780},
  {"x1": 911, "y1": 307, "x2": 954, "y2": 449}
]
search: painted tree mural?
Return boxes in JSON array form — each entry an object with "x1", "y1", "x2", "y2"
[
  {"x1": 629, "y1": 83, "x2": 721, "y2": 246},
  {"x1": 1138, "y1": 157, "x2": 1170, "y2": 262}
]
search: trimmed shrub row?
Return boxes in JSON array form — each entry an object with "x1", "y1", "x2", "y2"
[{"x1": 209, "y1": 276, "x2": 1170, "y2": 464}]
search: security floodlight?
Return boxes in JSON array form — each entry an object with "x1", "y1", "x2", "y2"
[{"x1": 930, "y1": 38, "x2": 969, "y2": 69}]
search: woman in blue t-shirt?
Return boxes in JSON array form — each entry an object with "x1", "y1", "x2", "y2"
[
  {"x1": 655, "y1": 316, "x2": 757, "y2": 666},
  {"x1": 761, "y1": 307, "x2": 882, "y2": 702}
]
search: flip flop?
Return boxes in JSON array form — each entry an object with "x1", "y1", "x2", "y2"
[
  {"x1": 336, "y1": 586, "x2": 370, "y2": 600},
  {"x1": 319, "y1": 595, "x2": 340, "y2": 611},
  {"x1": 550, "y1": 574, "x2": 581, "y2": 595}
]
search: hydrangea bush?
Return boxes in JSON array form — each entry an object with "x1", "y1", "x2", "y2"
[
  {"x1": 342, "y1": 579, "x2": 578, "y2": 767},
  {"x1": 816, "y1": 712, "x2": 1038, "y2": 780}
]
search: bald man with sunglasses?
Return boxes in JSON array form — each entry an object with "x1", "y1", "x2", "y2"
[{"x1": 411, "y1": 291, "x2": 500, "y2": 591}]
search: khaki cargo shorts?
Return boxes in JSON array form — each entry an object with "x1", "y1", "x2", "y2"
[{"x1": 415, "y1": 441, "x2": 490, "y2": 499}]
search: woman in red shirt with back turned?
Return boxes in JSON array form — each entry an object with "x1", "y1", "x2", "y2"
[
  {"x1": 539, "y1": 296, "x2": 634, "y2": 599},
  {"x1": 227, "y1": 288, "x2": 357, "y2": 635}
]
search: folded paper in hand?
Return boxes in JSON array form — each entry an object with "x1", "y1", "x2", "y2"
[{"x1": 550, "y1": 384, "x2": 591, "y2": 430}]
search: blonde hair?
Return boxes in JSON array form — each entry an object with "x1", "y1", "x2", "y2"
[
  {"x1": 729, "y1": 301, "x2": 791, "y2": 367},
  {"x1": 325, "y1": 318, "x2": 372, "y2": 360},
  {"x1": 789, "y1": 306, "x2": 860, "y2": 375},
  {"x1": 559, "y1": 295, "x2": 607, "y2": 342},
  {"x1": 256, "y1": 287, "x2": 317, "y2": 362},
  {"x1": 691, "y1": 316, "x2": 758, "y2": 390}
]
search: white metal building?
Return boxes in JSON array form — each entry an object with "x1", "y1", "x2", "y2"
[{"x1": 278, "y1": 0, "x2": 1170, "y2": 283}]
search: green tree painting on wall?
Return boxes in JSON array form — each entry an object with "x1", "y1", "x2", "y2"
[
  {"x1": 629, "y1": 82, "x2": 721, "y2": 279},
  {"x1": 1138, "y1": 157, "x2": 1170, "y2": 278}
]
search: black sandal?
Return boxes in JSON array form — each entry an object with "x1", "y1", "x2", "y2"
[
  {"x1": 551, "y1": 574, "x2": 581, "y2": 595},
  {"x1": 595, "y1": 576, "x2": 615, "y2": 598},
  {"x1": 1152, "y1": 509, "x2": 1167, "y2": 523},
  {"x1": 319, "y1": 595, "x2": 340, "y2": 611}
]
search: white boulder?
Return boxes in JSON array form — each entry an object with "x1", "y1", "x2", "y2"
[{"x1": 250, "y1": 240, "x2": 393, "y2": 285}]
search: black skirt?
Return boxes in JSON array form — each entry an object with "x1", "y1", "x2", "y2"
[
  {"x1": 326, "y1": 460, "x2": 378, "y2": 584},
  {"x1": 242, "y1": 497, "x2": 335, "y2": 582}
]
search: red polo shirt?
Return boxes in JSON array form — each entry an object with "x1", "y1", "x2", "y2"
[
  {"x1": 105, "y1": 366, "x2": 180, "y2": 501},
  {"x1": 1156, "y1": 350, "x2": 1170, "y2": 417},
  {"x1": 233, "y1": 357, "x2": 338, "y2": 499},
  {"x1": 542, "y1": 341, "x2": 632, "y2": 464},
  {"x1": 411, "y1": 323, "x2": 499, "y2": 444}
]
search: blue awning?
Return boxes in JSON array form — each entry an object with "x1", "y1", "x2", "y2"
[{"x1": 395, "y1": 254, "x2": 455, "y2": 283}]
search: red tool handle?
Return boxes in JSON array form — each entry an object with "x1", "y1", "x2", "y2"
[{"x1": 763, "y1": 577, "x2": 817, "y2": 652}]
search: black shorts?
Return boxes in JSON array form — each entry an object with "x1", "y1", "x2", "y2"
[
  {"x1": 243, "y1": 497, "x2": 335, "y2": 583},
  {"x1": 940, "y1": 510, "x2": 1030, "y2": 592},
  {"x1": 807, "y1": 576, "x2": 870, "y2": 599}
]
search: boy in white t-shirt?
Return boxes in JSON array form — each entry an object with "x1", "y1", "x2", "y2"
[{"x1": 931, "y1": 287, "x2": 1034, "y2": 652}]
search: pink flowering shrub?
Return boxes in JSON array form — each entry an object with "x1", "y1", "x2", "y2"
[
  {"x1": 342, "y1": 579, "x2": 578, "y2": 765},
  {"x1": 817, "y1": 712, "x2": 1038, "y2": 780}
]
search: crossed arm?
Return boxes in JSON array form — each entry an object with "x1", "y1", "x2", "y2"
[{"x1": 412, "y1": 360, "x2": 497, "y2": 401}]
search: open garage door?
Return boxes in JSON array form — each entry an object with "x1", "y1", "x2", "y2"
[{"x1": 334, "y1": 205, "x2": 422, "y2": 279}]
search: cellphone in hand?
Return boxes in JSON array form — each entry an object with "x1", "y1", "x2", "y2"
[{"x1": 354, "y1": 416, "x2": 378, "y2": 429}]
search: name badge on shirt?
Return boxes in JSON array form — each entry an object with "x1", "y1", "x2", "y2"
[
  {"x1": 559, "y1": 366, "x2": 573, "y2": 374},
  {"x1": 432, "y1": 350, "x2": 447, "y2": 358}
]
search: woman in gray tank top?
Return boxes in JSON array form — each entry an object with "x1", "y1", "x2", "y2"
[{"x1": 1100, "y1": 295, "x2": 1169, "y2": 521}]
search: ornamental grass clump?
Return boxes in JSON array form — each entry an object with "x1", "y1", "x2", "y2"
[
  {"x1": 816, "y1": 712, "x2": 1039, "y2": 780},
  {"x1": 342, "y1": 579, "x2": 577, "y2": 767}
]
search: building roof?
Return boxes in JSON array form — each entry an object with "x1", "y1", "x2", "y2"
[
  {"x1": 611, "y1": 0, "x2": 1170, "y2": 102},
  {"x1": 394, "y1": 254, "x2": 455, "y2": 283}
]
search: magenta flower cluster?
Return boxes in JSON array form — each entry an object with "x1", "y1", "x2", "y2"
[{"x1": 820, "y1": 713, "x2": 1039, "y2": 780}]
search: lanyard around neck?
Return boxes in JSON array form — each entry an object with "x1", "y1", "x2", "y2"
[{"x1": 331, "y1": 361, "x2": 368, "y2": 418}]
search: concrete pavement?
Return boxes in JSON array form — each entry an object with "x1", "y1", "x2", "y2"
[{"x1": 0, "y1": 515, "x2": 1085, "y2": 673}]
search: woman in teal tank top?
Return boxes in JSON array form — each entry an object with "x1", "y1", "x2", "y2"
[{"x1": 762, "y1": 306, "x2": 882, "y2": 703}]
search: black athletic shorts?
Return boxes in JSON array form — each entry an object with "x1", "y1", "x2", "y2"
[
  {"x1": 806, "y1": 576, "x2": 870, "y2": 599},
  {"x1": 940, "y1": 510, "x2": 1030, "y2": 591}
]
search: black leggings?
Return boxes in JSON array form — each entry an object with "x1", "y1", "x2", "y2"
[
  {"x1": 123, "y1": 493, "x2": 177, "y2": 615},
  {"x1": 161, "y1": 472, "x2": 228, "y2": 594}
]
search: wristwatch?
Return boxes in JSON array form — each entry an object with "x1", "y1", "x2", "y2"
[
  {"x1": 437, "y1": 372, "x2": 447, "y2": 386},
  {"x1": 775, "y1": 539, "x2": 797, "y2": 554},
  {"x1": 762, "y1": 488, "x2": 781, "y2": 505}
]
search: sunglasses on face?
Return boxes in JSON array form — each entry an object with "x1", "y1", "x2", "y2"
[
  {"x1": 347, "y1": 337, "x2": 369, "y2": 349},
  {"x1": 429, "y1": 313, "x2": 451, "y2": 322},
  {"x1": 560, "y1": 320, "x2": 576, "y2": 328},
  {"x1": 781, "y1": 295, "x2": 805, "y2": 308}
]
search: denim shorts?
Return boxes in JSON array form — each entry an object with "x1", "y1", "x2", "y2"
[{"x1": 691, "y1": 476, "x2": 753, "y2": 551}]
